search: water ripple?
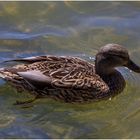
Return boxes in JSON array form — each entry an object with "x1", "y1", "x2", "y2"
[
  {"x1": 0, "y1": 27, "x2": 69, "y2": 40},
  {"x1": 117, "y1": 67, "x2": 140, "y2": 87}
]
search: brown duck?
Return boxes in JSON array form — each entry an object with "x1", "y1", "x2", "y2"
[{"x1": 0, "y1": 44, "x2": 140, "y2": 104}]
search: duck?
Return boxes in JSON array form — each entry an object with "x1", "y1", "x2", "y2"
[{"x1": 0, "y1": 43, "x2": 140, "y2": 104}]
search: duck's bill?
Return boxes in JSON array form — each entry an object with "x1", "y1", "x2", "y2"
[{"x1": 126, "y1": 59, "x2": 140, "y2": 73}]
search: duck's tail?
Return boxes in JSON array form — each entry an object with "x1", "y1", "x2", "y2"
[
  {"x1": 0, "y1": 67, "x2": 27, "y2": 92},
  {"x1": 0, "y1": 68, "x2": 18, "y2": 80},
  {"x1": 0, "y1": 68, "x2": 14, "y2": 80},
  {"x1": 0, "y1": 68, "x2": 6, "y2": 79}
]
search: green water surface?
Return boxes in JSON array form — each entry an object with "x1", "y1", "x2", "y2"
[{"x1": 0, "y1": 1, "x2": 140, "y2": 139}]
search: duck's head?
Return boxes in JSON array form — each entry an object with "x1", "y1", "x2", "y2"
[{"x1": 95, "y1": 44, "x2": 140, "y2": 75}]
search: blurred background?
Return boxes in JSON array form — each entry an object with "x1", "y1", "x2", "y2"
[{"x1": 0, "y1": 1, "x2": 140, "y2": 138}]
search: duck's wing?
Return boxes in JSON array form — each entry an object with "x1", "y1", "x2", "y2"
[
  {"x1": 1, "y1": 56, "x2": 109, "y2": 93},
  {"x1": 4, "y1": 55, "x2": 55, "y2": 63}
]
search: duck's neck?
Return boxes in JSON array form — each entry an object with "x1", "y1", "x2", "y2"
[
  {"x1": 95, "y1": 59, "x2": 115, "y2": 76},
  {"x1": 95, "y1": 60, "x2": 126, "y2": 95}
]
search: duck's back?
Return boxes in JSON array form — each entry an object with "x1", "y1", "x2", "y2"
[{"x1": 0, "y1": 55, "x2": 110, "y2": 102}]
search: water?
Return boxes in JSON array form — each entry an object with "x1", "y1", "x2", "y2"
[{"x1": 0, "y1": 1, "x2": 140, "y2": 138}]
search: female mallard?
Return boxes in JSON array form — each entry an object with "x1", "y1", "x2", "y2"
[{"x1": 0, "y1": 44, "x2": 140, "y2": 103}]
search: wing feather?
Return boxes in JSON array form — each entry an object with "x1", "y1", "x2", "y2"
[{"x1": 1, "y1": 55, "x2": 109, "y2": 94}]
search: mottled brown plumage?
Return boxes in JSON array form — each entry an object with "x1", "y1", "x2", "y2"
[{"x1": 0, "y1": 44, "x2": 140, "y2": 103}]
